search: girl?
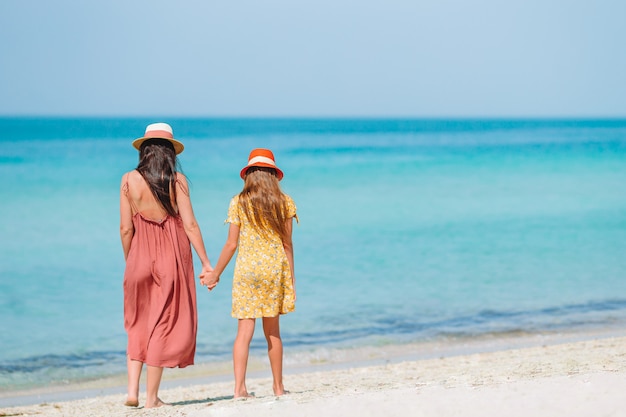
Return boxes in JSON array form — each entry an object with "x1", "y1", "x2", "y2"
[{"x1": 201, "y1": 148, "x2": 297, "y2": 398}]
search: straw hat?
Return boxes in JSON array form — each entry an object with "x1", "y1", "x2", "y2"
[
  {"x1": 132, "y1": 122, "x2": 185, "y2": 154},
  {"x1": 240, "y1": 148, "x2": 284, "y2": 180}
]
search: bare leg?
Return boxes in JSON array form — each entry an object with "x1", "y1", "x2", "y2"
[
  {"x1": 145, "y1": 365, "x2": 166, "y2": 408},
  {"x1": 262, "y1": 316, "x2": 285, "y2": 396},
  {"x1": 233, "y1": 319, "x2": 256, "y2": 398},
  {"x1": 126, "y1": 357, "x2": 142, "y2": 406}
]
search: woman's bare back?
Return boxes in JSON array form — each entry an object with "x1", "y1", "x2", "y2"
[{"x1": 125, "y1": 170, "x2": 177, "y2": 222}]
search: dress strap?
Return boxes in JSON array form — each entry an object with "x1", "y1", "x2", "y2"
[{"x1": 122, "y1": 173, "x2": 140, "y2": 214}]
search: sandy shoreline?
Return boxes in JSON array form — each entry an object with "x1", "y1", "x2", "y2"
[{"x1": 2, "y1": 328, "x2": 625, "y2": 416}]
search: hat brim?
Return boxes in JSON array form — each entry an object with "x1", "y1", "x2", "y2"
[
  {"x1": 132, "y1": 137, "x2": 185, "y2": 155},
  {"x1": 240, "y1": 163, "x2": 284, "y2": 180}
]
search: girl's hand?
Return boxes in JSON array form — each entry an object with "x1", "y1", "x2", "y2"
[
  {"x1": 198, "y1": 264, "x2": 215, "y2": 286},
  {"x1": 200, "y1": 270, "x2": 220, "y2": 291}
]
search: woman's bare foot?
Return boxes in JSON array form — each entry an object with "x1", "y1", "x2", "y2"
[
  {"x1": 124, "y1": 398, "x2": 139, "y2": 407},
  {"x1": 234, "y1": 391, "x2": 254, "y2": 399},
  {"x1": 145, "y1": 398, "x2": 169, "y2": 408}
]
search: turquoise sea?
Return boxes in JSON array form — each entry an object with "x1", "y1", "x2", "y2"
[{"x1": 1, "y1": 118, "x2": 626, "y2": 392}]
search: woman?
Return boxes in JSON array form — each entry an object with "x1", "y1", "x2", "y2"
[{"x1": 119, "y1": 122, "x2": 214, "y2": 408}]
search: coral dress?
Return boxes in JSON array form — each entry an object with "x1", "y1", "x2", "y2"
[
  {"x1": 122, "y1": 184, "x2": 197, "y2": 368},
  {"x1": 226, "y1": 194, "x2": 297, "y2": 319}
]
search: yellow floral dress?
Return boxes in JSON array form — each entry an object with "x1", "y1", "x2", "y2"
[{"x1": 226, "y1": 194, "x2": 297, "y2": 319}]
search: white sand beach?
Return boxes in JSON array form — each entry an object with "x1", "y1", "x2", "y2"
[
  {"x1": 0, "y1": 336, "x2": 626, "y2": 417},
  {"x1": 2, "y1": 330, "x2": 625, "y2": 417}
]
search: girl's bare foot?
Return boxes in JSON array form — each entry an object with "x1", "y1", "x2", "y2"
[
  {"x1": 234, "y1": 391, "x2": 254, "y2": 399},
  {"x1": 145, "y1": 398, "x2": 169, "y2": 408},
  {"x1": 273, "y1": 383, "x2": 288, "y2": 396}
]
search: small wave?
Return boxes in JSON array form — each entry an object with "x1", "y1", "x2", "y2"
[
  {"x1": 0, "y1": 350, "x2": 124, "y2": 374},
  {"x1": 283, "y1": 298, "x2": 626, "y2": 348}
]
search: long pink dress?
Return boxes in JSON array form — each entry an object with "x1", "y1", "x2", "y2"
[{"x1": 122, "y1": 186, "x2": 197, "y2": 368}]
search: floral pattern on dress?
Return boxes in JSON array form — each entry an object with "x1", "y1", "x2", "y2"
[{"x1": 226, "y1": 194, "x2": 297, "y2": 319}]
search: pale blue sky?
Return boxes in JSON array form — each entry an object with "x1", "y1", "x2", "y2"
[{"x1": 1, "y1": 0, "x2": 625, "y2": 117}]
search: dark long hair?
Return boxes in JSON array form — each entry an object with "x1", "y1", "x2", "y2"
[
  {"x1": 239, "y1": 167, "x2": 290, "y2": 242},
  {"x1": 136, "y1": 139, "x2": 179, "y2": 217}
]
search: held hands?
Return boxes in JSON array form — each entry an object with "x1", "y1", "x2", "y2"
[{"x1": 200, "y1": 268, "x2": 220, "y2": 291}]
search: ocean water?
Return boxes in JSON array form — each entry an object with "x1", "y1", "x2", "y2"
[{"x1": 1, "y1": 118, "x2": 626, "y2": 391}]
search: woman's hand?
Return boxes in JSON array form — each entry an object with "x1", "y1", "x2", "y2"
[{"x1": 200, "y1": 269, "x2": 219, "y2": 291}]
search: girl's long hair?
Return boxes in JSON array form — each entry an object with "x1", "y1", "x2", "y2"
[
  {"x1": 136, "y1": 139, "x2": 179, "y2": 217},
  {"x1": 239, "y1": 167, "x2": 289, "y2": 242}
]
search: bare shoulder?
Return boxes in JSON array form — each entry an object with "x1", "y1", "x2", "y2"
[
  {"x1": 122, "y1": 170, "x2": 141, "y2": 181},
  {"x1": 176, "y1": 172, "x2": 189, "y2": 184},
  {"x1": 175, "y1": 172, "x2": 191, "y2": 197},
  {"x1": 121, "y1": 171, "x2": 149, "y2": 197},
  {"x1": 120, "y1": 170, "x2": 133, "y2": 186},
  {"x1": 122, "y1": 170, "x2": 142, "y2": 186}
]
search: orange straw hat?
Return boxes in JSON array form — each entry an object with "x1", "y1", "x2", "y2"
[
  {"x1": 240, "y1": 148, "x2": 284, "y2": 180},
  {"x1": 132, "y1": 122, "x2": 185, "y2": 155}
]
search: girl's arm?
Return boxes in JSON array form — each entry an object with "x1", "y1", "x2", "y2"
[
  {"x1": 175, "y1": 174, "x2": 213, "y2": 274},
  {"x1": 201, "y1": 223, "x2": 239, "y2": 289},
  {"x1": 283, "y1": 217, "x2": 295, "y2": 297},
  {"x1": 119, "y1": 174, "x2": 134, "y2": 260}
]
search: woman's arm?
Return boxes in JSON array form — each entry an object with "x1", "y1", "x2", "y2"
[
  {"x1": 175, "y1": 174, "x2": 213, "y2": 273},
  {"x1": 119, "y1": 174, "x2": 134, "y2": 260},
  {"x1": 200, "y1": 223, "x2": 239, "y2": 289}
]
